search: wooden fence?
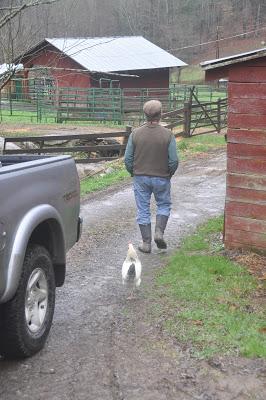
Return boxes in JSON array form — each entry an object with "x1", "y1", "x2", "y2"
[
  {"x1": 3, "y1": 93, "x2": 227, "y2": 163},
  {"x1": 3, "y1": 127, "x2": 132, "y2": 163},
  {"x1": 161, "y1": 92, "x2": 227, "y2": 136}
]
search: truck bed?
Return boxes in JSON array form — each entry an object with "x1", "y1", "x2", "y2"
[
  {"x1": 0, "y1": 155, "x2": 56, "y2": 167},
  {"x1": 0, "y1": 155, "x2": 73, "y2": 173}
]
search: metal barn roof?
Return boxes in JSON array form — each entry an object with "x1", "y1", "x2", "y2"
[
  {"x1": 46, "y1": 36, "x2": 186, "y2": 72},
  {"x1": 201, "y1": 47, "x2": 266, "y2": 70}
]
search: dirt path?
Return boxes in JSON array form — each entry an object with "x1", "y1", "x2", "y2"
[
  {"x1": 0, "y1": 150, "x2": 265, "y2": 400},
  {"x1": 0, "y1": 122, "x2": 122, "y2": 136}
]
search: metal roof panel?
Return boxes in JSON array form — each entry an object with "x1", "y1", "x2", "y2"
[
  {"x1": 46, "y1": 36, "x2": 186, "y2": 72},
  {"x1": 201, "y1": 47, "x2": 266, "y2": 70}
]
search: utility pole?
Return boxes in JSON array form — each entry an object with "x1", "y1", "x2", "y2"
[{"x1": 215, "y1": 23, "x2": 220, "y2": 59}]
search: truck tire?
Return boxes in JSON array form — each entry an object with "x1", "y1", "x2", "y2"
[{"x1": 0, "y1": 245, "x2": 55, "y2": 359}]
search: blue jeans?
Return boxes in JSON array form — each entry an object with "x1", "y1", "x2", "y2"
[{"x1": 133, "y1": 176, "x2": 171, "y2": 225}]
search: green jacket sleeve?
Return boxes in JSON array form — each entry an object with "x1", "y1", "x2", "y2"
[
  {"x1": 168, "y1": 135, "x2": 179, "y2": 176},
  {"x1": 124, "y1": 133, "x2": 134, "y2": 176}
]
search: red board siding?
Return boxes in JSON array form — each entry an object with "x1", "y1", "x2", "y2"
[
  {"x1": 226, "y1": 187, "x2": 266, "y2": 204},
  {"x1": 227, "y1": 143, "x2": 266, "y2": 159},
  {"x1": 225, "y1": 201, "x2": 266, "y2": 220},
  {"x1": 225, "y1": 215, "x2": 266, "y2": 235},
  {"x1": 224, "y1": 240, "x2": 266, "y2": 252},
  {"x1": 227, "y1": 129, "x2": 266, "y2": 145},
  {"x1": 227, "y1": 158, "x2": 266, "y2": 175},
  {"x1": 23, "y1": 46, "x2": 91, "y2": 88},
  {"x1": 216, "y1": 58, "x2": 266, "y2": 252},
  {"x1": 225, "y1": 229, "x2": 266, "y2": 249},
  {"x1": 229, "y1": 98, "x2": 266, "y2": 115},
  {"x1": 228, "y1": 82, "x2": 266, "y2": 99},
  {"x1": 227, "y1": 173, "x2": 266, "y2": 191},
  {"x1": 228, "y1": 114, "x2": 266, "y2": 130},
  {"x1": 118, "y1": 69, "x2": 169, "y2": 89},
  {"x1": 229, "y1": 66, "x2": 266, "y2": 83}
]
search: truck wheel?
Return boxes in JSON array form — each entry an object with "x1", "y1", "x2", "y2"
[{"x1": 0, "y1": 245, "x2": 55, "y2": 359}]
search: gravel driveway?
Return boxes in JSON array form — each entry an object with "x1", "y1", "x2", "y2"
[{"x1": 0, "y1": 149, "x2": 265, "y2": 400}]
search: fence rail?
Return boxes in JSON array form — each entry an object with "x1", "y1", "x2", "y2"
[
  {"x1": 3, "y1": 128, "x2": 131, "y2": 163},
  {"x1": 3, "y1": 93, "x2": 227, "y2": 163},
  {"x1": 162, "y1": 89, "x2": 227, "y2": 136},
  {"x1": 0, "y1": 80, "x2": 227, "y2": 124}
]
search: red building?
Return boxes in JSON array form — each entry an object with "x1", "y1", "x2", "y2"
[
  {"x1": 201, "y1": 48, "x2": 266, "y2": 253},
  {"x1": 15, "y1": 36, "x2": 186, "y2": 90}
]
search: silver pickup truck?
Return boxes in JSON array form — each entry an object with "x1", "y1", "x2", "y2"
[{"x1": 0, "y1": 155, "x2": 82, "y2": 359}]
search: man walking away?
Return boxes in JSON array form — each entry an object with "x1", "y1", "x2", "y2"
[{"x1": 124, "y1": 100, "x2": 179, "y2": 253}]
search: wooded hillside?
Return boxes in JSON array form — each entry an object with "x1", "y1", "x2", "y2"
[{"x1": 1, "y1": 0, "x2": 266, "y2": 65}]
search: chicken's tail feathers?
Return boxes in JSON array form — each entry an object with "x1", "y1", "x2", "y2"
[
  {"x1": 122, "y1": 261, "x2": 129, "y2": 281},
  {"x1": 122, "y1": 260, "x2": 136, "y2": 282}
]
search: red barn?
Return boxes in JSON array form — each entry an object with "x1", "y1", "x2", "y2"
[
  {"x1": 201, "y1": 48, "x2": 266, "y2": 253},
  {"x1": 15, "y1": 36, "x2": 186, "y2": 90}
]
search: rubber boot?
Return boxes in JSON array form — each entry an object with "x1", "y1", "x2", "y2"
[
  {"x1": 154, "y1": 215, "x2": 168, "y2": 249},
  {"x1": 138, "y1": 224, "x2": 152, "y2": 253}
]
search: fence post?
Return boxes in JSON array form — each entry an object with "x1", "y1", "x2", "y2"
[
  {"x1": 120, "y1": 88, "x2": 123, "y2": 125},
  {"x1": 0, "y1": 89, "x2": 2, "y2": 122},
  {"x1": 56, "y1": 88, "x2": 62, "y2": 123},
  {"x1": 183, "y1": 101, "x2": 192, "y2": 137},
  {"x1": 36, "y1": 89, "x2": 41, "y2": 123},
  {"x1": 217, "y1": 98, "x2": 221, "y2": 133},
  {"x1": 140, "y1": 89, "x2": 145, "y2": 123},
  {"x1": 120, "y1": 125, "x2": 131, "y2": 157},
  {"x1": 8, "y1": 85, "x2": 13, "y2": 116},
  {"x1": 38, "y1": 139, "x2": 44, "y2": 155}
]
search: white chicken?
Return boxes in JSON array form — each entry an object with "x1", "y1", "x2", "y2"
[{"x1": 122, "y1": 243, "x2": 142, "y2": 297}]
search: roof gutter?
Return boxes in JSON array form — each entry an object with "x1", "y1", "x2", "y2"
[
  {"x1": 22, "y1": 66, "x2": 139, "y2": 78},
  {"x1": 201, "y1": 50, "x2": 266, "y2": 71}
]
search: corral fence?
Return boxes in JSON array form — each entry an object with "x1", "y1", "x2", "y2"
[
  {"x1": 2, "y1": 127, "x2": 132, "y2": 164},
  {"x1": 3, "y1": 88, "x2": 227, "y2": 163},
  {"x1": 0, "y1": 79, "x2": 227, "y2": 124},
  {"x1": 161, "y1": 87, "x2": 227, "y2": 136}
]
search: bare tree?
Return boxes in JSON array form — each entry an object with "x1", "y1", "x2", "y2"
[
  {"x1": 0, "y1": 0, "x2": 58, "y2": 30},
  {"x1": 0, "y1": 0, "x2": 59, "y2": 89},
  {"x1": 1, "y1": 0, "x2": 266, "y2": 91}
]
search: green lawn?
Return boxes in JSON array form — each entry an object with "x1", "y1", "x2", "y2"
[
  {"x1": 170, "y1": 65, "x2": 227, "y2": 102},
  {"x1": 151, "y1": 217, "x2": 266, "y2": 359},
  {"x1": 0, "y1": 111, "x2": 125, "y2": 127},
  {"x1": 171, "y1": 65, "x2": 205, "y2": 84},
  {"x1": 177, "y1": 133, "x2": 226, "y2": 159},
  {"x1": 0, "y1": 109, "x2": 56, "y2": 124}
]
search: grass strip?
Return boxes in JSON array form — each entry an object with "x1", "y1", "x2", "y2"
[
  {"x1": 153, "y1": 216, "x2": 266, "y2": 359},
  {"x1": 177, "y1": 133, "x2": 226, "y2": 159},
  {"x1": 80, "y1": 162, "x2": 129, "y2": 196}
]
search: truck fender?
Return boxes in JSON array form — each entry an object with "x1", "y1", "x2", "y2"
[{"x1": 1, "y1": 204, "x2": 66, "y2": 303}]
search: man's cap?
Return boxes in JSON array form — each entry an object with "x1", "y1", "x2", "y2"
[{"x1": 143, "y1": 100, "x2": 162, "y2": 117}]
